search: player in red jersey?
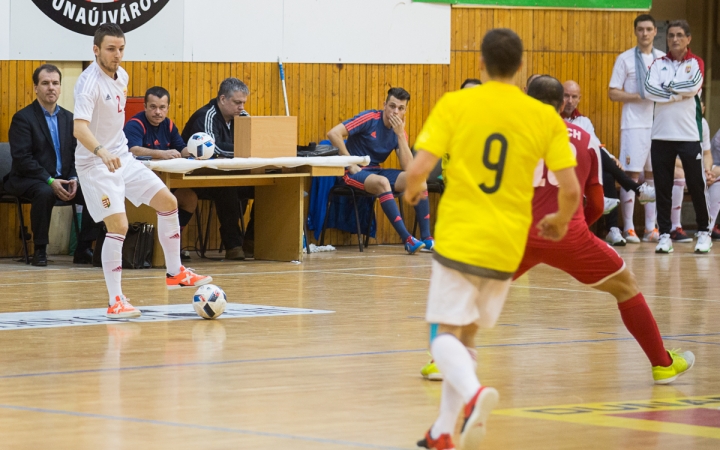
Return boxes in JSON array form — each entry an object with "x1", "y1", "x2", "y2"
[
  {"x1": 417, "y1": 78, "x2": 695, "y2": 449},
  {"x1": 517, "y1": 76, "x2": 694, "y2": 385}
]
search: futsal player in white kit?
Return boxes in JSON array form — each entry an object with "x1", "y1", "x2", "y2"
[{"x1": 74, "y1": 24, "x2": 212, "y2": 319}]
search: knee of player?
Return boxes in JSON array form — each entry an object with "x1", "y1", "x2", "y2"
[
  {"x1": 378, "y1": 177, "x2": 392, "y2": 192},
  {"x1": 105, "y1": 216, "x2": 129, "y2": 235}
]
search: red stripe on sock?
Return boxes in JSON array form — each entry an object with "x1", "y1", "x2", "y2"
[
  {"x1": 618, "y1": 293, "x2": 672, "y2": 367},
  {"x1": 379, "y1": 194, "x2": 394, "y2": 203},
  {"x1": 157, "y1": 209, "x2": 179, "y2": 216},
  {"x1": 106, "y1": 234, "x2": 125, "y2": 242}
]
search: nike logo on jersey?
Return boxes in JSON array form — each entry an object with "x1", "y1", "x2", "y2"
[
  {"x1": 105, "y1": 94, "x2": 111, "y2": 100},
  {"x1": 371, "y1": 131, "x2": 377, "y2": 139}
]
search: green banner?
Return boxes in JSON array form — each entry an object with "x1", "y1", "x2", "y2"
[{"x1": 415, "y1": 0, "x2": 651, "y2": 9}]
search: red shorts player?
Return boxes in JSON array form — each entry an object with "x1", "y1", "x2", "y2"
[{"x1": 517, "y1": 76, "x2": 694, "y2": 385}]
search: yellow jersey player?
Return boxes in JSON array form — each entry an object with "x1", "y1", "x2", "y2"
[{"x1": 405, "y1": 29, "x2": 581, "y2": 450}]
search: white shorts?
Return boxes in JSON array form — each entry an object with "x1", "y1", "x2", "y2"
[
  {"x1": 77, "y1": 152, "x2": 166, "y2": 222},
  {"x1": 425, "y1": 260, "x2": 511, "y2": 328},
  {"x1": 620, "y1": 128, "x2": 653, "y2": 172}
]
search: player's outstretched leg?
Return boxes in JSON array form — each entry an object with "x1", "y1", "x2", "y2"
[
  {"x1": 414, "y1": 191, "x2": 435, "y2": 251},
  {"x1": 149, "y1": 189, "x2": 212, "y2": 289},
  {"x1": 421, "y1": 328, "x2": 498, "y2": 450},
  {"x1": 595, "y1": 268, "x2": 694, "y2": 384},
  {"x1": 421, "y1": 323, "x2": 443, "y2": 381},
  {"x1": 377, "y1": 192, "x2": 424, "y2": 254},
  {"x1": 102, "y1": 213, "x2": 141, "y2": 319}
]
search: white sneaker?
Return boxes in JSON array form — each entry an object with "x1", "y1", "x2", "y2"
[
  {"x1": 637, "y1": 183, "x2": 656, "y2": 204},
  {"x1": 655, "y1": 233, "x2": 674, "y2": 253},
  {"x1": 606, "y1": 227, "x2": 626, "y2": 246},
  {"x1": 642, "y1": 228, "x2": 659, "y2": 242},
  {"x1": 623, "y1": 229, "x2": 641, "y2": 244},
  {"x1": 603, "y1": 198, "x2": 620, "y2": 215},
  {"x1": 695, "y1": 231, "x2": 713, "y2": 253}
]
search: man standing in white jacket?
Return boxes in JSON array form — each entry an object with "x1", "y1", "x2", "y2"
[{"x1": 644, "y1": 20, "x2": 712, "y2": 254}]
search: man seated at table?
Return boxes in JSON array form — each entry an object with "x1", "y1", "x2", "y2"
[
  {"x1": 123, "y1": 86, "x2": 198, "y2": 247},
  {"x1": 181, "y1": 78, "x2": 253, "y2": 260},
  {"x1": 327, "y1": 87, "x2": 432, "y2": 254},
  {"x1": 4, "y1": 64, "x2": 98, "y2": 266}
]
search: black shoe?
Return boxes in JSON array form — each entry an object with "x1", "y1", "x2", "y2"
[
  {"x1": 242, "y1": 239, "x2": 254, "y2": 259},
  {"x1": 73, "y1": 248, "x2": 94, "y2": 264},
  {"x1": 32, "y1": 250, "x2": 48, "y2": 267},
  {"x1": 180, "y1": 250, "x2": 191, "y2": 262}
]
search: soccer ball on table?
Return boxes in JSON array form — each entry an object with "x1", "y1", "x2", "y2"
[
  {"x1": 186, "y1": 132, "x2": 215, "y2": 160},
  {"x1": 193, "y1": 284, "x2": 227, "y2": 319}
]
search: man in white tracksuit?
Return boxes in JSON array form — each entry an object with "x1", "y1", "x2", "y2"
[{"x1": 644, "y1": 20, "x2": 712, "y2": 254}]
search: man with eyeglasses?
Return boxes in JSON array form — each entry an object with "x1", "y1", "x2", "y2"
[{"x1": 644, "y1": 20, "x2": 712, "y2": 254}]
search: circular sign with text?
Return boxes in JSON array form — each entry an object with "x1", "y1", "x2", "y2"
[{"x1": 32, "y1": 0, "x2": 170, "y2": 36}]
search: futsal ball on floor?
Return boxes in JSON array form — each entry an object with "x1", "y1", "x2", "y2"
[
  {"x1": 187, "y1": 132, "x2": 215, "y2": 160},
  {"x1": 193, "y1": 284, "x2": 227, "y2": 319}
]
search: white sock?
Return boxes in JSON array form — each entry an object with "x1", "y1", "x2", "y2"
[
  {"x1": 708, "y1": 182, "x2": 720, "y2": 229},
  {"x1": 157, "y1": 209, "x2": 182, "y2": 276},
  {"x1": 430, "y1": 346, "x2": 478, "y2": 439},
  {"x1": 431, "y1": 334, "x2": 480, "y2": 403},
  {"x1": 671, "y1": 179, "x2": 685, "y2": 231},
  {"x1": 620, "y1": 188, "x2": 635, "y2": 232},
  {"x1": 644, "y1": 180, "x2": 657, "y2": 232},
  {"x1": 102, "y1": 233, "x2": 125, "y2": 306}
]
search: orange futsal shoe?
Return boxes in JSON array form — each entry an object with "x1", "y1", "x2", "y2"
[
  {"x1": 166, "y1": 266, "x2": 213, "y2": 290},
  {"x1": 460, "y1": 386, "x2": 499, "y2": 449},
  {"x1": 417, "y1": 429, "x2": 455, "y2": 450},
  {"x1": 106, "y1": 296, "x2": 142, "y2": 319}
]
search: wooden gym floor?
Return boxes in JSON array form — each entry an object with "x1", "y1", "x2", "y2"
[{"x1": 0, "y1": 243, "x2": 718, "y2": 449}]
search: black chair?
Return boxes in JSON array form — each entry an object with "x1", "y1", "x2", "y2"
[
  {"x1": 0, "y1": 142, "x2": 80, "y2": 264},
  {"x1": 319, "y1": 180, "x2": 404, "y2": 252},
  {"x1": 0, "y1": 142, "x2": 31, "y2": 263},
  {"x1": 194, "y1": 198, "x2": 246, "y2": 258}
]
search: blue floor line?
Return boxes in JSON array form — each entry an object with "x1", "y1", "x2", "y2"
[
  {"x1": 1, "y1": 332, "x2": 717, "y2": 380},
  {"x1": 0, "y1": 403, "x2": 410, "y2": 449}
]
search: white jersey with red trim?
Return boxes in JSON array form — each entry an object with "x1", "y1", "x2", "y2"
[{"x1": 74, "y1": 61, "x2": 129, "y2": 168}]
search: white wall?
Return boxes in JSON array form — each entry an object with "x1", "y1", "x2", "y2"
[
  {"x1": 0, "y1": 0, "x2": 9, "y2": 60},
  {"x1": 4, "y1": 0, "x2": 450, "y2": 64}
]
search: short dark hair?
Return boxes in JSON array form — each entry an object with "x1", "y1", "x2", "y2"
[
  {"x1": 668, "y1": 20, "x2": 691, "y2": 37},
  {"x1": 33, "y1": 64, "x2": 62, "y2": 86},
  {"x1": 634, "y1": 14, "x2": 656, "y2": 28},
  {"x1": 94, "y1": 23, "x2": 125, "y2": 48},
  {"x1": 386, "y1": 87, "x2": 410, "y2": 103},
  {"x1": 461, "y1": 78, "x2": 482, "y2": 89},
  {"x1": 481, "y1": 28, "x2": 523, "y2": 78},
  {"x1": 527, "y1": 75, "x2": 565, "y2": 111},
  {"x1": 144, "y1": 86, "x2": 170, "y2": 104}
]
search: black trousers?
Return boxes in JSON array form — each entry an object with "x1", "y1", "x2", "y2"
[
  {"x1": 195, "y1": 187, "x2": 254, "y2": 250},
  {"x1": 651, "y1": 140, "x2": 709, "y2": 234},
  {"x1": 9, "y1": 181, "x2": 98, "y2": 248},
  {"x1": 602, "y1": 170, "x2": 620, "y2": 229},
  {"x1": 600, "y1": 150, "x2": 640, "y2": 229}
]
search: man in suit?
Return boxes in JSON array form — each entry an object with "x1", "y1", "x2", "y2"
[{"x1": 4, "y1": 64, "x2": 97, "y2": 266}]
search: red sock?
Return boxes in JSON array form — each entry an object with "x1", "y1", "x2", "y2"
[{"x1": 618, "y1": 293, "x2": 672, "y2": 367}]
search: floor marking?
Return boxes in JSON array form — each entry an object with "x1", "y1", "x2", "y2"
[
  {"x1": 0, "y1": 265, "x2": 717, "y2": 304},
  {"x1": 0, "y1": 303, "x2": 333, "y2": 331},
  {"x1": 0, "y1": 264, "x2": 434, "y2": 287},
  {"x1": 0, "y1": 403, "x2": 409, "y2": 449},
  {"x1": 494, "y1": 395, "x2": 720, "y2": 439},
  {"x1": 1, "y1": 332, "x2": 717, "y2": 380}
]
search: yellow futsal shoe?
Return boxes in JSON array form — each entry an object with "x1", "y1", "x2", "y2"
[
  {"x1": 421, "y1": 358, "x2": 443, "y2": 381},
  {"x1": 652, "y1": 349, "x2": 695, "y2": 385}
]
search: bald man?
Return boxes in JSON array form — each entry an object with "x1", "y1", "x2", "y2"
[{"x1": 561, "y1": 80, "x2": 655, "y2": 246}]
